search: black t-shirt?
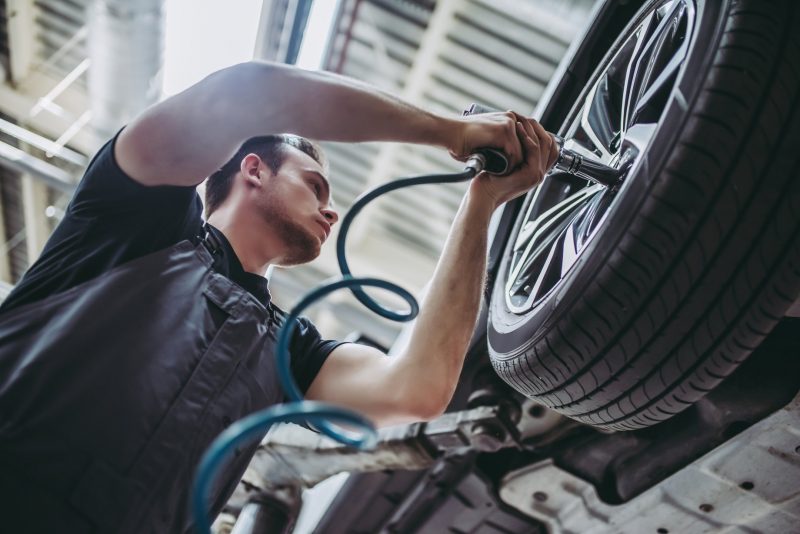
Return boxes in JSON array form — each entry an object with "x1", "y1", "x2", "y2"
[{"x1": 0, "y1": 131, "x2": 342, "y2": 394}]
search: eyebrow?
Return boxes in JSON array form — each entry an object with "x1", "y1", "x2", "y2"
[{"x1": 303, "y1": 169, "x2": 334, "y2": 208}]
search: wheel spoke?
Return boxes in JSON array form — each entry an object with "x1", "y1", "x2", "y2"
[
  {"x1": 573, "y1": 188, "x2": 610, "y2": 247},
  {"x1": 632, "y1": 41, "x2": 686, "y2": 119},
  {"x1": 575, "y1": 1, "x2": 690, "y2": 162},
  {"x1": 507, "y1": 186, "x2": 603, "y2": 310},
  {"x1": 623, "y1": 0, "x2": 690, "y2": 129},
  {"x1": 527, "y1": 236, "x2": 560, "y2": 303},
  {"x1": 560, "y1": 224, "x2": 579, "y2": 278},
  {"x1": 579, "y1": 79, "x2": 617, "y2": 160},
  {"x1": 621, "y1": 11, "x2": 658, "y2": 134},
  {"x1": 511, "y1": 186, "x2": 600, "y2": 261},
  {"x1": 510, "y1": 215, "x2": 568, "y2": 298}
]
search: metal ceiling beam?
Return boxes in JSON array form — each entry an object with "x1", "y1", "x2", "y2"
[
  {"x1": 20, "y1": 173, "x2": 48, "y2": 264},
  {"x1": 6, "y1": 0, "x2": 35, "y2": 83},
  {"x1": 0, "y1": 116, "x2": 87, "y2": 166},
  {"x1": 0, "y1": 140, "x2": 77, "y2": 193},
  {"x1": 0, "y1": 74, "x2": 95, "y2": 155}
]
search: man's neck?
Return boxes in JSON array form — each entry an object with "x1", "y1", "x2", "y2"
[{"x1": 206, "y1": 211, "x2": 279, "y2": 274}]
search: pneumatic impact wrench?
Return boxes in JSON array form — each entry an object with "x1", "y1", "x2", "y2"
[{"x1": 463, "y1": 103, "x2": 625, "y2": 186}]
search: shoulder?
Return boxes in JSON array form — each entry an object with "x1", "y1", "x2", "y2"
[
  {"x1": 0, "y1": 132, "x2": 206, "y2": 313},
  {"x1": 69, "y1": 129, "x2": 200, "y2": 219}
]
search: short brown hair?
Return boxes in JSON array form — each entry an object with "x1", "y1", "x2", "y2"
[{"x1": 204, "y1": 134, "x2": 325, "y2": 216}]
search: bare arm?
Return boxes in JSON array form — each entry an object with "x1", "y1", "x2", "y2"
[
  {"x1": 116, "y1": 61, "x2": 522, "y2": 186},
  {"x1": 306, "y1": 119, "x2": 557, "y2": 427}
]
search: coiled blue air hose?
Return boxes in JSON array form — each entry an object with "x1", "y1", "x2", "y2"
[{"x1": 191, "y1": 166, "x2": 481, "y2": 533}]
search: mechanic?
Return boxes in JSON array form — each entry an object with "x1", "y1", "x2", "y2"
[{"x1": 0, "y1": 60, "x2": 556, "y2": 533}]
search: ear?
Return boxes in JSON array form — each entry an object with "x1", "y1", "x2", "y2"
[{"x1": 240, "y1": 153, "x2": 265, "y2": 188}]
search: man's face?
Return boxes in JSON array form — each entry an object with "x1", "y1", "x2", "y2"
[{"x1": 253, "y1": 146, "x2": 338, "y2": 266}]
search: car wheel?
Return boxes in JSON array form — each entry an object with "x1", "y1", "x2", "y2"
[{"x1": 487, "y1": 0, "x2": 800, "y2": 431}]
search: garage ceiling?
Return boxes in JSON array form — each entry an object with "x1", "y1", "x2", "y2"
[{"x1": 0, "y1": 0, "x2": 595, "y2": 347}]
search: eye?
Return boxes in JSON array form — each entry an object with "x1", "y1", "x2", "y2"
[{"x1": 305, "y1": 178, "x2": 320, "y2": 197}]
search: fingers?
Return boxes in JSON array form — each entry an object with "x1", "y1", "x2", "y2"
[
  {"x1": 526, "y1": 118, "x2": 559, "y2": 169},
  {"x1": 455, "y1": 110, "x2": 551, "y2": 173},
  {"x1": 529, "y1": 119, "x2": 549, "y2": 149},
  {"x1": 448, "y1": 149, "x2": 468, "y2": 163},
  {"x1": 472, "y1": 119, "x2": 548, "y2": 207},
  {"x1": 502, "y1": 111, "x2": 523, "y2": 168},
  {"x1": 515, "y1": 114, "x2": 558, "y2": 174},
  {"x1": 516, "y1": 123, "x2": 547, "y2": 188},
  {"x1": 516, "y1": 122, "x2": 539, "y2": 169},
  {"x1": 515, "y1": 122, "x2": 536, "y2": 151},
  {"x1": 527, "y1": 118, "x2": 551, "y2": 157},
  {"x1": 523, "y1": 119, "x2": 540, "y2": 150},
  {"x1": 515, "y1": 117, "x2": 540, "y2": 174},
  {"x1": 511, "y1": 112, "x2": 543, "y2": 148}
]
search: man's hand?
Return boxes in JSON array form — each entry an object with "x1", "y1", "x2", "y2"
[
  {"x1": 448, "y1": 111, "x2": 523, "y2": 169},
  {"x1": 469, "y1": 114, "x2": 559, "y2": 209}
]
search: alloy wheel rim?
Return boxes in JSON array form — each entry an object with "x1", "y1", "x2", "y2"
[{"x1": 505, "y1": 0, "x2": 696, "y2": 314}]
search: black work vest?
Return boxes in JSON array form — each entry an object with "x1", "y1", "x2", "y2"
[{"x1": 0, "y1": 235, "x2": 283, "y2": 532}]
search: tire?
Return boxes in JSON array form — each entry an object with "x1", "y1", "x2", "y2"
[{"x1": 487, "y1": 0, "x2": 800, "y2": 431}]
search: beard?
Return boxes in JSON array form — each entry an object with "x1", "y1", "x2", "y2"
[
  {"x1": 257, "y1": 194, "x2": 321, "y2": 266},
  {"x1": 271, "y1": 216, "x2": 321, "y2": 266}
]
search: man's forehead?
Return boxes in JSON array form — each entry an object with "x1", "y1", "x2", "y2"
[{"x1": 283, "y1": 144, "x2": 328, "y2": 174}]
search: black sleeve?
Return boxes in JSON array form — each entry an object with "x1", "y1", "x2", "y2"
[
  {"x1": 68, "y1": 129, "x2": 200, "y2": 224},
  {"x1": 289, "y1": 316, "x2": 349, "y2": 395}
]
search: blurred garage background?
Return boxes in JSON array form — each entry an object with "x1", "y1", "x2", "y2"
[{"x1": 0, "y1": 0, "x2": 595, "y2": 348}]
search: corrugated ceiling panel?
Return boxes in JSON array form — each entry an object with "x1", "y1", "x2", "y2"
[
  {"x1": 360, "y1": 2, "x2": 427, "y2": 44},
  {"x1": 342, "y1": 38, "x2": 409, "y2": 88},
  {"x1": 323, "y1": 141, "x2": 381, "y2": 209},
  {"x1": 342, "y1": 3, "x2": 425, "y2": 86},
  {"x1": 34, "y1": 0, "x2": 88, "y2": 81}
]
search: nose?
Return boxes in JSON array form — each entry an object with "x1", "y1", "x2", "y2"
[{"x1": 322, "y1": 207, "x2": 339, "y2": 226}]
